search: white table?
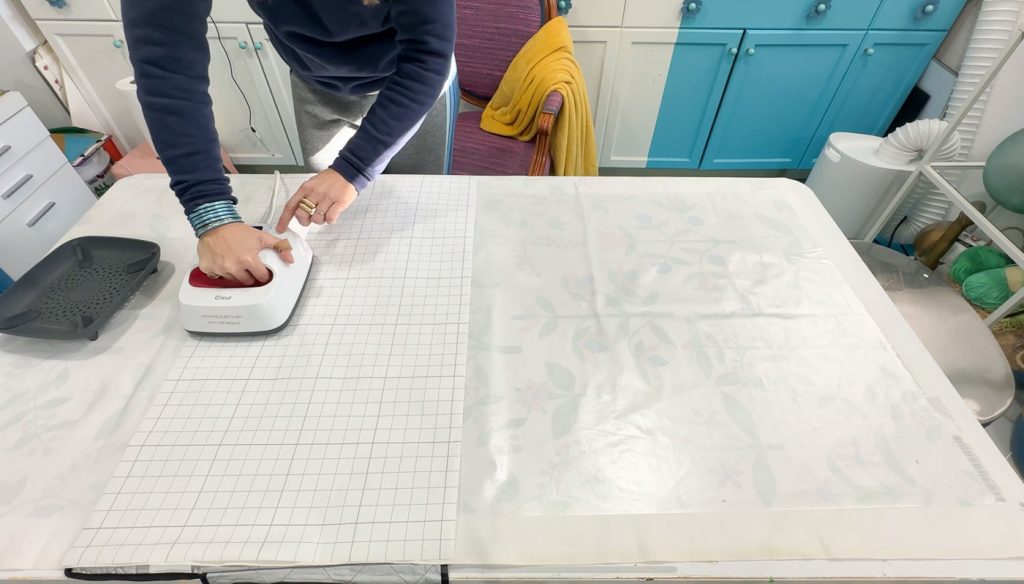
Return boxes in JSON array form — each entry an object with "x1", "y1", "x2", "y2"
[{"x1": 1, "y1": 175, "x2": 1023, "y2": 582}]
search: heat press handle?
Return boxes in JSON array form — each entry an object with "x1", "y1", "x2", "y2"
[{"x1": 258, "y1": 230, "x2": 309, "y2": 272}]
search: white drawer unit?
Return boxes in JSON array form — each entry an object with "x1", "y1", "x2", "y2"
[
  {"x1": 0, "y1": 92, "x2": 96, "y2": 284},
  {"x1": 18, "y1": 0, "x2": 117, "y2": 20},
  {"x1": 0, "y1": 108, "x2": 50, "y2": 177},
  {"x1": 0, "y1": 139, "x2": 66, "y2": 223},
  {"x1": 0, "y1": 165, "x2": 97, "y2": 279}
]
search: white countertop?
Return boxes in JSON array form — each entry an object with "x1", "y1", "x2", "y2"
[{"x1": 1, "y1": 174, "x2": 1022, "y2": 581}]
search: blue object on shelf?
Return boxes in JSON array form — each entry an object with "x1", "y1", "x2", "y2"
[
  {"x1": 46, "y1": 0, "x2": 67, "y2": 8},
  {"x1": 0, "y1": 269, "x2": 12, "y2": 295}
]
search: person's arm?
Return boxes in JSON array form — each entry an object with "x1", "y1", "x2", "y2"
[
  {"x1": 330, "y1": 0, "x2": 456, "y2": 189},
  {"x1": 124, "y1": 1, "x2": 290, "y2": 284},
  {"x1": 122, "y1": 0, "x2": 237, "y2": 222}
]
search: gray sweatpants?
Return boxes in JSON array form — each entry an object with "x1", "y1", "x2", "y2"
[{"x1": 290, "y1": 66, "x2": 458, "y2": 176}]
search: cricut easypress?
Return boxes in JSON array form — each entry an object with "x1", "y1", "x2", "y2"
[{"x1": 178, "y1": 173, "x2": 314, "y2": 335}]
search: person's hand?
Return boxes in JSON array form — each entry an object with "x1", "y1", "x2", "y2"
[
  {"x1": 198, "y1": 222, "x2": 294, "y2": 285},
  {"x1": 277, "y1": 168, "x2": 358, "y2": 232}
]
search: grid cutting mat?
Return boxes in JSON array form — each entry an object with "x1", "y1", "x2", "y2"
[{"x1": 65, "y1": 176, "x2": 474, "y2": 568}]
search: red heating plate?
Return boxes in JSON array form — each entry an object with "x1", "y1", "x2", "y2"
[{"x1": 188, "y1": 267, "x2": 273, "y2": 289}]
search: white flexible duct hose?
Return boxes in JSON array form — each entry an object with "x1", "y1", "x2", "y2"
[
  {"x1": 875, "y1": 119, "x2": 962, "y2": 165},
  {"x1": 881, "y1": 0, "x2": 1024, "y2": 244}
]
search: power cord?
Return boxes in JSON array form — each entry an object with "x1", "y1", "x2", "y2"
[
  {"x1": 265, "y1": 170, "x2": 283, "y2": 225},
  {"x1": 888, "y1": 215, "x2": 910, "y2": 255},
  {"x1": 208, "y1": 14, "x2": 270, "y2": 152}
]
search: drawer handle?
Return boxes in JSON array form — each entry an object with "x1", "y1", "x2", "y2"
[
  {"x1": 1, "y1": 174, "x2": 33, "y2": 201},
  {"x1": 917, "y1": 0, "x2": 937, "y2": 17},
  {"x1": 27, "y1": 201, "x2": 56, "y2": 228},
  {"x1": 808, "y1": 0, "x2": 831, "y2": 18},
  {"x1": 113, "y1": 39, "x2": 124, "y2": 49},
  {"x1": 0, "y1": 145, "x2": 10, "y2": 159}
]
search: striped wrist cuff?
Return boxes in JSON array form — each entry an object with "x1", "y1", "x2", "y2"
[{"x1": 188, "y1": 201, "x2": 243, "y2": 238}]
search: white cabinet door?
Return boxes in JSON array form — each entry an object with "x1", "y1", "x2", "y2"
[
  {"x1": 600, "y1": 28, "x2": 741, "y2": 169},
  {"x1": 42, "y1": 21, "x2": 295, "y2": 164},
  {"x1": 565, "y1": 0, "x2": 626, "y2": 27},
  {"x1": 205, "y1": 23, "x2": 296, "y2": 165},
  {"x1": 570, "y1": 27, "x2": 620, "y2": 162},
  {"x1": 248, "y1": 24, "x2": 303, "y2": 164},
  {"x1": 39, "y1": 21, "x2": 145, "y2": 152},
  {"x1": 110, "y1": 0, "x2": 260, "y2": 22}
]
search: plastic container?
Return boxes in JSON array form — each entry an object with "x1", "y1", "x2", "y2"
[
  {"x1": 806, "y1": 133, "x2": 916, "y2": 240},
  {"x1": 75, "y1": 146, "x2": 114, "y2": 197}
]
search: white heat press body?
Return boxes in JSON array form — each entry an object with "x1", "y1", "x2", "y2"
[{"x1": 178, "y1": 225, "x2": 313, "y2": 335}]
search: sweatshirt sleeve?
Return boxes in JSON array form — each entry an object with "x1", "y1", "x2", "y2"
[
  {"x1": 330, "y1": 0, "x2": 456, "y2": 190},
  {"x1": 122, "y1": 0, "x2": 235, "y2": 215}
]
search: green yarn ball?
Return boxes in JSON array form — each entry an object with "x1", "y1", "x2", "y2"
[
  {"x1": 963, "y1": 268, "x2": 1012, "y2": 310},
  {"x1": 951, "y1": 246, "x2": 1011, "y2": 285}
]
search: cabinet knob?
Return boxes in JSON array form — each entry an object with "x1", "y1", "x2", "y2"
[
  {"x1": 238, "y1": 40, "x2": 248, "y2": 50},
  {"x1": 112, "y1": 39, "x2": 124, "y2": 49},
  {"x1": 815, "y1": 3, "x2": 828, "y2": 13},
  {"x1": 254, "y1": 41, "x2": 264, "y2": 51},
  {"x1": 686, "y1": 2, "x2": 698, "y2": 12},
  {"x1": 728, "y1": 47, "x2": 738, "y2": 56},
  {"x1": 864, "y1": 47, "x2": 875, "y2": 56},
  {"x1": 923, "y1": 3, "x2": 936, "y2": 14},
  {"x1": 745, "y1": 47, "x2": 756, "y2": 56}
]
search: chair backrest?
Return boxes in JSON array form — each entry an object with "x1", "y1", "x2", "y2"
[{"x1": 455, "y1": 0, "x2": 555, "y2": 103}]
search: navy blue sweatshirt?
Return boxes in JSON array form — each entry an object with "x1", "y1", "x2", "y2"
[{"x1": 122, "y1": 0, "x2": 456, "y2": 215}]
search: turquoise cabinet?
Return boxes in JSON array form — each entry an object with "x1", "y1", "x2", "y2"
[
  {"x1": 624, "y1": 0, "x2": 883, "y2": 30},
  {"x1": 870, "y1": 0, "x2": 968, "y2": 31},
  {"x1": 800, "y1": 29, "x2": 945, "y2": 167},
  {"x1": 595, "y1": 1, "x2": 965, "y2": 170},
  {"x1": 700, "y1": 30, "x2": 864, "y2": 170},
  {"x1": 647, "y1": 29, "x2": 742, "y2": 169}
]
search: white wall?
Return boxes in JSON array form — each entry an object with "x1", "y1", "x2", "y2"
[
  {"x1": 0, "y1": 0, "x2": 70, "y2": 127},
  {"x1": 970, "y1": 29, "x2": 1024, "y2": 160}
]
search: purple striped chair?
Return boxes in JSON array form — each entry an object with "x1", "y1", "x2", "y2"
[{"x1": 451, "y1": 0, "x2": 564, "y2": 176}]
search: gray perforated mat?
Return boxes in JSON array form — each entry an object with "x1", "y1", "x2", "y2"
[{"x1": 0, "y1": 236, "x2": 160, "y2": 340}]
